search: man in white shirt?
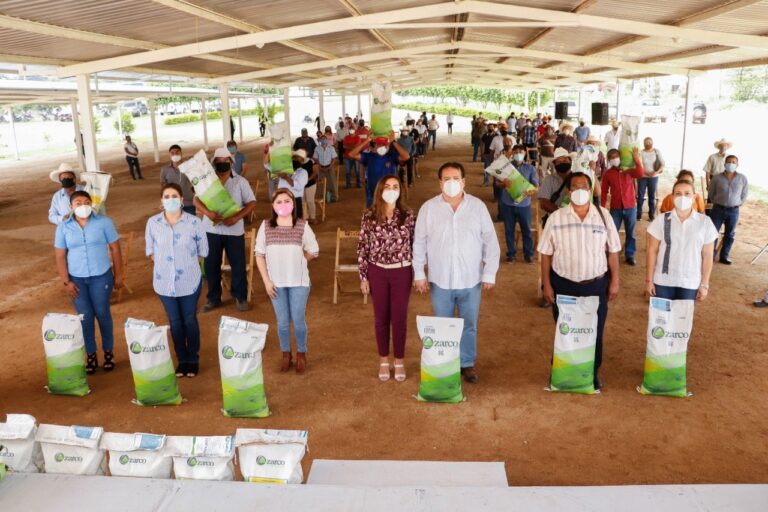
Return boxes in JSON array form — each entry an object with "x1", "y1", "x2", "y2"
[
  {"x1": 446, "y1": 111, "x2": 454, "y2": 134},
  {"x1": 427, "y1": 115, "x2": 440, "y2": 151},
  {"x1": 413, "y1": 162, "x2": 501, "y2": 384},
  {"x1": 703, "y1": 138, "x2": 732, "y2": 187},
  {"x1": 538, "y1": 172, "x2": 621, "y2": 390},
  {"x1": 123, "y1": 135, "x2": 143, "y2": 180},
  {"x1": 603, "y1": 121, "x2": 621, "y2": 151}
]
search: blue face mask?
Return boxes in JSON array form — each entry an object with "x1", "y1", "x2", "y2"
[
  {"x1": 725, "y1": 162, "x2": 737, "y2": 172},
  {"x1": 162, "y1": 197, "x2": 182, "y2": 213},
  {"x1": 513, "y1": 153, "x2": 525, "y2": 162},
  {"x1": 227, "y1": 147, "x2": 236, "y2": 155}
]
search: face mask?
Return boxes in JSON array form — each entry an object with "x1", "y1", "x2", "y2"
[
  {"x1": 376, "y1": 146, "x2": 387, "y2": 156},
  {"x1": 60, "y1": 178, "x2": 76, "y2": 188},
  {"x1": 74, "y1": 205, "x2": 92, "y2": 219},
  {"x1": 442, "y1": 179, "x2": 462, "y2": 198},
  {"x1": 227, "y1": 147, "x2": 236, "y2": 155},
  {"x1": 170, "y1": 154, "x2": 181, "y2": 163},
  {"x1": 555, "y1": 162, "x2": 571, "y2": 174},
  {"x1": 513, "y1": 153, "x2": 525, "y2": 162},
  {"x1": 609, "y1": 158, "x2": 621, "y2": 168},
  {"x1": 162, "y1": 197, "x2": 182, "y2": 213},
  {"x1": 382, "y1": 190, "x2": 400, "y2": 204},
  {"x1": 274, "y1": 203, "x2": 293, "y2": 218},
  {"x1": 725, "y1": 163, "x2": 737, "y2": 172},
  {"x1": 570, "y1": 189, "x2": 591, "y2": 206},
  {"x1": 673, "y1": 195, "x2": 694, "y2": 212},
  {"x1": 215, "y1": 162, "x2": 231, "y2": 173},
  {"x1": 349, "y1": 130, "x2": 355, "y2": 135},
  {"x1": 320, "y1": 139, "x2": 328, "y2": 146}
]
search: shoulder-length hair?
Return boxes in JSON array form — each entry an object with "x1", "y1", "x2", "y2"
[
  {"x1": 368, "y1": 175, "x2": 409, "y2": 226},
  {"x1": 268, "y1": 188, "x2": 298, "y2": 228}
]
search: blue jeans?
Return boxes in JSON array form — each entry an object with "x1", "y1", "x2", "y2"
[
  {"x1": 482, "y1": 154, "x2": 492, "y2": 184},
  {"x1": 204, "y1": 233, "x2": 247, "y2": 303},
  {"x1": 654, "y1": 284, "x2": 697, "y2": 300},
  {"x1": 472, "y1": 139, "x2": 481, "y2": 161},
  {"x1": 430, "y1": 283, "x2": 482, "y2": 368},
  {"x1": 126, "y1": 156, "x2": 142, "y2": 179},
  {"x1": 636, "y1": 177, "x2": 658, "y2": 219},
  {"x1": 500, "y1": 202, "x2": 533, "y2": 259},
  {"x1": 271, "y1": 286, "x2": 310, "y2": 353},
  {"x1": 709, "y1": 205, "x2": 739, "y2": 260},
  {"x1": 609, "y1": 207, "x2": 637, "y2": 258},
  {"x1": 159, "y1": 282, "x2": 202, "y2": 365},
  {"x1": 344, "y1": 159, "x2": 361, "y2": 187},
  {"x1": 428, "y1": 129, "x2": 437, "y2": 150},
  {"x1": 69, "y1": 270, "x2": 114, "y2": 354}
]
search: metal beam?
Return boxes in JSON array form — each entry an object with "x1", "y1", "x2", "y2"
[
  {"x1": 336, "y1": 0, "x2": 398, "y2": 52},
  {"x1": 362, "y1": 21, "x2": 579, "y2": 29}
]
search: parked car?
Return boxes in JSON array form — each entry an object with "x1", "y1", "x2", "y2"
[
  {"x1": 123, "y1": 101, "x2": 148, "y2": 117},
  {"x1": 641, "y1": 98, "x2": 667, "y2": 123}
]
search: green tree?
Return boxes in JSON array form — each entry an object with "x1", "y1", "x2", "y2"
[
  {"x1": 730, "y1": 66, "x2": 768, "y2": 103},
  {"x1": 113, "y1": 111, "x2": 136, "y2": 136}
]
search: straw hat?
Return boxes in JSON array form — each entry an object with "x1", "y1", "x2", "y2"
[
  {"x1": 292, "y1": 149, "x2": 310, "y2": 163},
  {"x1": 49, "y1": 162, "x2": 79, "y2": 183},
  {"x1": 210, "y1": 147, "x2": 234, "y2": 162},
  {"x1": 559, "y1": 121, "x2": 573, "y2": 131},
  {"x1": 585, "y1": 134, "x2": 601, "y2": 146},
  {"x1": 713, "y1": 138, "x2": 733, "y2": 150},
  {"x1": 553, "y1": 147, "x2": 572, "y2": 160}
]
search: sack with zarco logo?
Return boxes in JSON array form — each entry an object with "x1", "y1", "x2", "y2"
[
  {"x1": 235, "y1": 429, "x2": 308, "y2": 484},
  {"x1": 0, "y1": 414, "x2": 43, "y2": 473},
  {"x1": 218, "y1": 316, "x2": 270, "y2": 418},
  {"x1": 101, "y1": 432, "x2": 172, "y2": 478},
  {"x1": 166, "y1": 435, "x2": 235, "y2": 481},
  {"x1": 42, "y1": 313, "x2": 89, "y2": 396},
  {"x1": 125, "y1": 318, "x2": 182, "y2": 406},
  {"x1": 35, "y1": 424, "x2": 106, "y2": 475},
  {"x1": 639, "y1": 298, "x2": 694, "y2": 398},
  {"x1": 179, "y1": 149, "x2": 240, "y2": 218},
  {"x1": 416, "y1": 315, "x2": 465, "y2": 403},
  {"x1": 370, "y1": 81, "x2": 392, "y2": 137},
  {"x1": 550, "y1": 295, "x2": 599, "y2": 394}
]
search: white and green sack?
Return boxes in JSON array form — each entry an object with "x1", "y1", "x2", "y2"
[
  {"x1": 166, "y1": 435, "x2": 235, "y2": 481},
  {"x1": 416, "y1": 315, "x2": 464, "y2": 403},
  {"x1": 550, "y1": 295, "x2": 599, "y2": 394},
  {"x1": 125, "y1": 318, "x2": 182, "y2": 406},
  {"x1": 80, "y1": 171, "x2": 111, "y2": 214},
  {"x1": 36, "y1": 424, "x2": 106, "y2": 475},
  {"x1": 0, "y1": 414, "x2": 43, "y2": 473},
  {"x1": 179, "y1": 149, "x2": 240, "y2": 218},
  {"x1": 618, "y1": 114, "x2": 640, "y2": 170},
  {"x1": 371, "y1": 82, "x2": 392, "y2": 136},
  {"x1": 218, "y1": 316, "x2": 270, "y2": 418},
  {"x1": 102, "y1": 432, "x2": 172, "y2": 479},
  {"x1": 235, "y1": 429, "x2": 308, "y2": 484},
  {"x1": 42, "y1": 313, "x2": 89, "y2": 396},
  {"x1": 268, "y1": 122, "x2": 294, "y2": 176},
  {"x1": 639, "y1": 298, "x2": 694, "y2": 398}
]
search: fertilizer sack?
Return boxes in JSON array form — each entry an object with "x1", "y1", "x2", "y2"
[
  {"x1": 179, "y1": 149, "x2": 240, "y2": 218},
  {"x1": 0, "y1": 414, "x2": 43, "y2": 473},
  {"x1": 484, "y1": 156, "x2": 536, "y2": 203},
  {"x1": 268, "y1": 122, "x2": 294, "y2": 176},
  {"x1": 166, "y1": 435, "x2": 235, "y2": 481},
  {"x1": 371, "y1": 82, "x2": 392, "y2": 137},
  {"x1": 550, "y1": 295, "x2": 599, "y2": 394},
  {"x1": 416, "y1": 315, "x2": 465, "y2": 403},
  {"x1": 218, "y1": 316, "x2": 270, "y2": 418},
  {"x1": 618, "y1": 114, "x2": 641, "y2": 170},
  {"x1": 639, "y1": 298, "x2": 694, "y2": 398},
  {"x1": 80, "y1": 171, "x2": 111, "y2": 214},
  {"x1": 125, "y1": 318, "x2": 182, "y2": 406},
  {"x1": 36, "y1": 424, "x2": 106, "y2": 476},
  {"x1": 42, "y1": 313, "x2": 89, "y2": 396},
  {"x1": 102, "y1": 432, "x2": 172, "y2": 479},
  {"x1": 235, "y1": 429, "x2": 308, "y2": 484}
]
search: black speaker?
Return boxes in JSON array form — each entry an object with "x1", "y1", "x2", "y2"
[
  {"x1": 555, "y1": 101, "x2": 568, "y2": 120},
  {"x1": 592, "y1": 102, "x2": 609, "y2": 125}
]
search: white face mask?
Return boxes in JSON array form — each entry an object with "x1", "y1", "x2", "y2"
[
  {"x1": 673, "y1": 195, "x2": 694, "y2": 212},
  {"x1": 74, "y1": 205, "x2": 92, "y2": 219},
  {"x1": 170, "y1": 154, "x2": 181, "y2": 163},
  {"x1": 382, "y1": 189, "x2": 400, "y2": 204},
  {"x1": 570, "y1": 189, "x2": 591, "y2": 206},
  {"x1": 376, "y1": 146, "x2": 388, "y2": 156},
  {"x1": 442, "y1": 179, "x2": 462, "y2": 198},
  {"x1": 609, "y1": 158, "x2": 621, "y2": 168}
]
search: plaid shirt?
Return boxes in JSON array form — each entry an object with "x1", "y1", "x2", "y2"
[{"x1": 521, "y1": 126, "x2": 537, "y2": 145}]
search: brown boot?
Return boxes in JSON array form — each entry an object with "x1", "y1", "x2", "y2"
[
  {"x1": 296, "y1": 352, "x2": 307, "y2": 374},
  {"x1": 280, "y1": 352, "x2": 293, "y2": 372}
]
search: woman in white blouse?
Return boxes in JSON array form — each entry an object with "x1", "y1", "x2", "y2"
[{"x1": 255, "y1": 188, "x2": 319, "y2": 373}]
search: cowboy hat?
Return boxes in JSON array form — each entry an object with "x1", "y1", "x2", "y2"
[
  {"x1": 292, "y1": 149, "x2": 310, "y2": 163},
  {"x1": 559, "y1": 121, "x2": 573, "y2": 131},
  {"x1": 49, "y1": 162, "x2": 79, "y2": 183},
  {"x1": 585, "y1": 134, "x2": 601, "y2": 146},
  {"x1": 210, "y1": 146, "x2": 234, "y2": 163},
  {"x1": 713, "y1": 138, "x2": 733, "y2": 150},
  {"x1": 553, "y1": 147, "x2": 573, "y2": 160}
]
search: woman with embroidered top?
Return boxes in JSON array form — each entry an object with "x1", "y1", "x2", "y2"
[
  {"x1": 357, "y1": 175, "x2": 416, "y2": 382},
  {"x1": 255, "y1": 188, "x2": 319, "y2": 374},
  {"x1": 145, "y1": 183, "x2": 209, "y2": 378},
  {"x1": 54, "y1": 190, "x2": 123, "y2": 375},
  {"x1": 646, "y1": 179, "x2": 718, "y2": 301}
]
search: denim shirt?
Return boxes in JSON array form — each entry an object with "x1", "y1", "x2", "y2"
[{"x1": 54, "y1": 213, "x2": 119, "y2": 278}]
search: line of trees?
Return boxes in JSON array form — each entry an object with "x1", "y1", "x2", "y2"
[{"x1": 398, "y1": 85, "x2": 553, "y2": 113}]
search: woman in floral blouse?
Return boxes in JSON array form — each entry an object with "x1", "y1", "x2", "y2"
[{"x1": 357, "y1": 175, "x2": 416, "y2": 382}]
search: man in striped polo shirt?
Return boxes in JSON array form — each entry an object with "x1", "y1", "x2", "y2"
[{"x1": 538, "y1": 172, "x2": 622, "y2": 390}]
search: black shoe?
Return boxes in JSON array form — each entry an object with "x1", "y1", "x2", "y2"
[
  {"x1": 719, "y1": 258, "x2": 733, "y2": 265},
  {"x1": 461, "y1": 367, "x2": 479, "y2": 384},
  {"x1": 175, "y1": 364, "x2": 186, "y2": 378},
  {"x1": 754, "y1": 300, "x2": 768, "y2": 308},
  {"x1": 648, "y1": 214, "x2": 655, "y2": 221},
  {"x1": 236, "y1": 299, "x2": 251, "y2": 312},
  {"x1": 200, "y1": 301, "x2": 221, "y2": 313},
  {"x1": 506, "y1": 256, "x2": 516, "y2": 264},
  {"x1": 636, "y1": 216, "x2": 642, "y2": 221},
  {"x1": 524, "y1": 256, "x2": 534, "y2": 264},
  {"x1": 626, "y1": 257, "x2": 636, "y2": 266}
]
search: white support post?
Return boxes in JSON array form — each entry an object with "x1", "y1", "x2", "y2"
[
  {"x1": 70, "y1": 97, "x2": 85, "y2": 169},
  {"x1": 237, "y1": 97, "x2": 243, "y2": 144},
  {"x1": 341, "y1": 93, "x2": 346, "y2": 118},
  {"x1": 577, "y1": 88, "x2": 582, "y2": 120},
  {"x1": 116, "y1": 103, "x2": 123, "y2": 137},
  {"x1": 680, "y1": 75, "x2": 693, "y2": 172},
  {"x1": 220, "y1": 84, "x2": 231, "y2": 143},
  {"x1": 201, "y1": 98, "x2": 209, "y2": 150},
  {"x1": 537, "y1": 90, "x2": 541, "y2": 111},
  {"x1": 284, "y1": 88, "x2": 291, "y2": 137},
  {"x1": 368, "y1": 94, "x2": 372, "y2": 123},
  {"x1": 7, "y1": 107, "x2": 19, "y2": 160},
  {"x1": 524, "y1": 91, "x2": 529, "y2": 114},
  {"x1": 357, "y1": 94, "x2": 362, "y2": 118},
  {"x1": 318, "y1": 89, "x2": 325, "y2": 130},
  {"x1": 149, "y1": 100, "x2": 159, "y2": 163},
  {"x1": 615, "y1": 79, "x2": 621, "y2": 118},
  {"x1": 76, "y1": 74, "x2": 98, "y2": 171}
]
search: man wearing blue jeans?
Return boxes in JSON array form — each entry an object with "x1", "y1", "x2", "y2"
[
  {"x1": 495, "y1": 145, "x2": 539, "y2": 263},
  {"x1": 636, "y1": 138, "x2": 665, "y2": 221},
  {"x1": 600, "y1": 148, "x2": 645, "y2": 265},
  {"x1": 413, "y1": 162, "x2": 500, "y2": 384},
  {"x1": 708, "y1": 154, "x2": 748, "y2": 264}
]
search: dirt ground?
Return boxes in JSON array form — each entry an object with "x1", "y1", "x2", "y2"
[{"x1": 0, "y1": 134, "x2": 767, "y2": 486}]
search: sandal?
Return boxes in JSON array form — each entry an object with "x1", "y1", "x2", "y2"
[
  {"x1": 103, "y1": 351, "x2": 115, "y2": 372},
  {"x1": 85, "y1": 353, "x2": 98, "y2": 375},
  {"x1": 394, "y1": 364, "x2": 406, "y2": 382},
  {"x1": 378, "y1": 362, "x2": 391, "y2": 382},
  {"x1": 185, "y1": 363, "x2": 198, "y2": 378}
]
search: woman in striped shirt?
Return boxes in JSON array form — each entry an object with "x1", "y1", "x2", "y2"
[{"x1": 255, "y1": 188, "x2": 320, "y2": 373}]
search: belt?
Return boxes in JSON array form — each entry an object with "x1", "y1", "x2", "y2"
[
  {"x1": 578, "y1": 273, "x2": 608, "y2": 285},
  {"x1": 714, "y1": 204, "x2": 739, "y2": 209},
  {"x1": 373, "y1": 261, "x2": 412, "y2": 270}
]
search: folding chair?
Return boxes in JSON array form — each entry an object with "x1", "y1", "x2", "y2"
[
  {"x1": 315, "y1": 177, "x2": 328, "y2": 223},
  {"x1": 333, "y1": 228, "x2": 367, "y2": 305},
  {"x1": 112, "y1": 231, "x2": 134, "y2": 303},
  {"x1": 221, "y1": 228, "x2": 256, "y2": 304}
]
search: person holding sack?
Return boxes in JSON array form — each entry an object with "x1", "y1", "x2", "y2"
[
  {"x1": 145, "y1": 183, "x2": 209, "y2": 378},
  {"x1": 645, "y1": 179, "x2": 718, "y2": 301},
  {"x1": 636, "y1": 137, "x2": 665, "y2": 222},
  {"x1": 357, "y1": 175, "x2": 416, "y2": 382},
  {"x1": 255, "y1": 189, "x2": 319, "y2": 374},
  {"x1": 495, "y1": 144, "x2": 539, "y2": 264}
]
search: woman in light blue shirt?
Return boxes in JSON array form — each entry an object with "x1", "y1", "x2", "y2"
[
  {"x1": 145, "y1": 183, "x2": 209, "y2": 378},
  {"x1": 54, "y1": 190, "x2": 123, "y2": 374}
]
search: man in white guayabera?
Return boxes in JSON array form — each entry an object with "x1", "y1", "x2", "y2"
[{"x1": 413, "y1": 162, "x2": 500, "y2": 384}]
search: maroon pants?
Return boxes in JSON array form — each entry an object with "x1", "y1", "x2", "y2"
[{"x1": 368, "y1": 264, "x2": 413, "y2": 358}]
